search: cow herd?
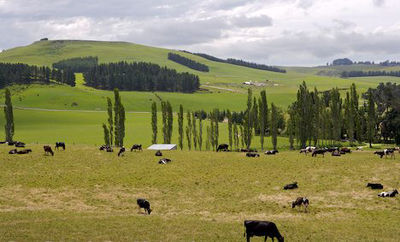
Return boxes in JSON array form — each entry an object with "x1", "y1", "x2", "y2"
[{"x1": 1, "y1": 141, "x2": 399, "y2": 241}]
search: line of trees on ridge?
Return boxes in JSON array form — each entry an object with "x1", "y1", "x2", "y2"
[{"x1": 168, "y1": 53, "x2": 209, "y2": 72}]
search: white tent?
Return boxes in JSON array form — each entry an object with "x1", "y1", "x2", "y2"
[{"x1": 147, "y1": 144, "x2": 177, "y2": 150}]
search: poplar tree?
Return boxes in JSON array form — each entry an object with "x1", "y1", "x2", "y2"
[
  {"x1": 192, "y1": 112, "x2": 197, "y2": 149},
  {"x1": 186, "y1": 111, "x2": 192, "y2": 150},
  {"x1": 161, "y1": 101, "x2": 168, "y2": 143},
  {"x1": 252, "y1": 97, "x2": 259, "y2": 134},
  {"x1": 103, "y1": 124, "x2": 110, "y2": 145},
  {"x1": 227, "y1": 110, "x2": 233, "y2": 149},
  {"x1": 4, "y1": 88, "x2": 14, "y2": 142},
  {"x1": 240, "y1": 125, "x2": 245, "y2": 148},
  {"x1": 151, "y1": 101, "x2": 157, "y2": 144},
  {"x1": 107, "y1": 97, "x2": 113, "y2": 146},
  {"x1": 206, "y1": 125, "x2": 211, "y2": 150},
  {"x1": 259, "y1": 90, "x2": 268, "y2": 150},
  {"x1": 270, "y1": 103, "x2": 278, "y2": 150},
  {"x1": 367, "y1": 89, "x2": 376, "y2": 148},
  {"x1": 198, "y1": 118, "x2": 203, "y2": 151},
  {"x1": 178, "y1": 105, "x2": 184, "y2": 150},
  {"x1": 233, "y1": 123, "x2": 239, "y2": 150},
  {"x1": 212, "y1": 109, "x2": 219, "y2": 150},
  {"x1": 113, "y1": 88, "x2": 125, "y2": 147},
  {"x1": 167, "y1": 101, "x2": 173, "y2": 143},
  {"x1": 244, "y1": 88, "x2": 253, "y2": 149},
  {"x1": 330, "y1": 88, "x2": 342, "y2": 144}
]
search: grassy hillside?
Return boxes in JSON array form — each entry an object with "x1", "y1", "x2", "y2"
[{"x1": 0, "y1": 146, "x2": 399, "y2": 241}]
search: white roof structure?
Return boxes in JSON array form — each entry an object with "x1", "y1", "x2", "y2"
[{"x1": 147, "y1": 144, "x2": 177, "y2": 150}]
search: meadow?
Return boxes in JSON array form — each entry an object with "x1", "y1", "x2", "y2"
[{"x1": 0, "y1": 145, "x2": 399, "y2": 241}]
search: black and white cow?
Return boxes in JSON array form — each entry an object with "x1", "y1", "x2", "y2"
[
  {"x1": 118, "y1": 147, "x2": 126, "y2": 157},
  {"x1": 130, "y1": 144, "x2": 143, "y2": 152},
  {"x1": 378, "y1": 189, "x2": 398, "y2": 197},
  {"x1": 158, "y1": 158, "x2": 172, "y2": 164},
  {"x1": 137, "y1": 198, "x2": 152, "y2": 214},
  {"x1": 284, "y1": 182, "x2": 298, "y2": 190},
  {"x1": 246, "y1": 152, "x2": 260, "y2": 157},
  {"x1": 292, "y1": 197, "x2": 309, "y2": 212},
  {"x1": 265, "y1": 150, "x2": 279, "y2": 155},
  {"x1": 217, "y1": 144, "x2": 229, "y2": 152},
  {"x1": 243, "y1": 220, "x2": 284, "y2": 242}
]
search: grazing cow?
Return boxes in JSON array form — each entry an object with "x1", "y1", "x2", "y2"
[
  {"x1": 326, "y1": 147, "x2": 339, "y2": 153},
  {"x1": 16, "y1": 149, "x2": 32, "y2": 154},
  {"x1": 217, "y1": 144, "x2": 229, "y2": 152},
  {"x1": 340, "y1": 147, "x2": 351, "y2": 153},
  {"x1": 118, "y1": 147, "x2": 126, "y2": 157},
  {"x1": 155, "y1": 150, "x2": 163, "y2": 156},
  {"x1": 292, "y1": 197, "x2": 309, "y2": 212},
  {"x1": 243, "y1": 220, "x2": 284, "y2": 242},
  {"x1": 284, "y1": 182, "x2": 298, "y2": 190},
  {"x1": 15, "y1": 142, "x2": 25, "y2": 148},
  {"x1": 0, "y1": 141, "x2": 6, "y2": 144},
  {"x1": 137, "y1": 198, "x2": 152, "y2": 214},
  {"x1": 241, "y1": 148, "x2": 258, "y2": 153},
  {"x1": 378, "y1": 189, "x2": 398, "y2": 197},
  {"x1": 374, "y1": 150, "x2": 395, "y2": 159},
  {"x1": 43, "y1": 146, "x2": 54, "y2": 156},
  {"x1": 55, "y1": 142, "x2": 66, "y2": 150},
  {"x1": 8, "y1": 149, "x2": 17, "y2": 154},
  {"x1": 99, "y1": 145, "x2": 113, "y2": 152},
  {"x1": 7, "y1": 141, "x2": 16, "y2": 146},
  {"x1": 246, "y1": 152, "x2": 260, "y2": 157},
  {"x1": 265, "y1": 150, "x2": 279, "y2": 155},
  {"x1": 300, "y1": 149, "x2": 309, "y2": 155},
  {"x1": 130, "y1": 144, "x2": 143, "y2": 152},
  {"x1": 305, "y1": 146, "x2": 316, "y2": 152},
  {"x1": 367, "y1": 183, "x2": 383, "y2": 189},
  {"x1": 356, "y1": 146, "x2": 364, "y2": 151},
  {"x1": 331, "y1": 150, "x2": 341, "y2": 156},
  {"x1": 312, "y1": 149, "x2": 326, "y2": 157},
  {"x1": 158, "y1": 158, "x2": 172, "y2": 164}
]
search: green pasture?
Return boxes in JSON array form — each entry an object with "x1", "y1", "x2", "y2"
[{"x1": 0, "y1": 146, "x2": 399, "y2": 241}]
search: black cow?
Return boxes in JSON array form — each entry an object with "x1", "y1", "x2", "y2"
[
  {"x1": 8, "y1": 149, "x2": 17, "y2": 154},
  {"x1": 55, "y1": 142, "x2": 66, "y2": 150},
  {"x1": 367, "y1": 183, "x2": 383, "y2": 189},
  {"x1": 243, "y1": 220, "x2": 284, "y2": 242},
  {"x1": 331, "y1": 150, "x2": 341, "y2": 156},
  {"x1": 217, "y1": 144, "x2": 229, "y2": 152},
  {"x1": 265, "y1": 150, "x2": 279, "y2": 155},
  {"x1": 43, "y1": 145, "x2": 54, "y2": 156},
  {"x1": 118, "y1": 147, "x2": 126, "y2": 157},
  {"x1": 131, "y1": 144, "x2": 143, "y2": 152},
  {"x1": 158, "y1": 158, "x2": 172, "y2": 164},
  {"x1": 326, "y1": 147, "x2": 339, "y2": 153},
  {"x1": 17, "y1": 149, "x2": 32, "y2": 154},
  {"x1": 340, "y1": 147, "x2": 351, "y2": 153},
  {"x1": 246, "y1": 152, "x2": 260, "y2": 157},
  {"x1": 0, "y1": 141, "x2": 6, "y2": 144},
  {"x1": 15, "y1": 142, "x2": 25, "y2": 148},
  {"x1": 137, "y1": 198, "x2": 152, "y2": 214},
  {"x1": 378, "y1": 189, "x2": 398, "y2": 197},
  {"x1": 292, "y1": 197, "x2": 309, "y2": 212},
  {"x1": 155, "y1": 150, "x2": 163, "y2": 156},
  {"x1": 312, "y1": 149, "x2": 326, "y2": 157},
  {"x1": 284, "y1": 182, "x2": 298, "y2": 190},
  {"x1": 7, "y1": 141, "x2": 16, "y2": 146}
]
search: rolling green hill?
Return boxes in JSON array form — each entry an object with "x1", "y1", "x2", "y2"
[{"x1": 1, "y1": 40, "x2": 400, "y2": 146}]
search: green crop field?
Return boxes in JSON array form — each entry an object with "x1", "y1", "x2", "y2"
[{"x1": 0, "y1": 146, "x2": 399, "y2": 241}]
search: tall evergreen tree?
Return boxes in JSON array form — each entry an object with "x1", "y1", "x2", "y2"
[
  {"x1": 161, "y1": 101, "x2": 168, "y2": 143},
  {"x1": 233, "y1": 123, "x2": 239, "y2": 150},
  {"x1": 270, "y1": 103, "x2": 278, "y2": 150},
  {"x1": 259, "y1": 90, "x2": 268, "y2": 150},
  {"x1": 178, "y1": 105, "x2": 184, "y2": 150},
  {"x1": 244, "y1": 88, "x2": 253, "y2": 149},
  {"x1": 4, "y1": 88, "x2": 14, "y2": 142},
  {"x1": 107, "y1": 97, "x2": 113, "y2": 146},
  {"x1": 192, "y1": 112, "x2": 197, "y2": 149},
  {"x1": 198, "y1": 118, "x2": 203, "y2": 151},
  {"x1": 367, "y1": 89, "x2": 376, "y2": 148},
  {"x1": 167, "y1": 101, "x2": 173, "y2": 143},
  {"x1": 151, "y1": 101, "x2": 157, "y2": 144},
  {"x1": 186, "y1": 111, "x2": 192, "y2": 150},
  {"x1": 330, "y1": 88, "x2": 342, "y2": 143},
  {"x1": 113, "y1": 89, "x2": 125, "y2": 147},
  {"x1": 252, "y1": 97, "x2": 259, "y2": 135},
  {"x1": 206, "y1": 125, "x2": 211, "y2": 150},
  {"x1": 103, "y1": 124, "x2": 110, "y2": 146},
  {"x1": 212, "y1": 109, "x2": 219, "y2": 150},
  {"x1": 227, "y1": 110, "x2": 233, "y2": 149}
]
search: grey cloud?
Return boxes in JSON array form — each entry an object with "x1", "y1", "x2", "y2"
[
  {"x1": 373, "y1": 0, "x2": 385, "y2": 7},
  {"x1": 230, "y1": 15, "x2": 273, "y2": 28}
]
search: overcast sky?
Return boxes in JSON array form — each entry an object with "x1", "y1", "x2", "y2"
[{"x1": 0, "y1": 0, "x2": 399, "y2": 66}]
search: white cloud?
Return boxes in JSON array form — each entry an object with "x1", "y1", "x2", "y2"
[{"x1": 0, "y1": 0, "x2": 400, "y2": 66}]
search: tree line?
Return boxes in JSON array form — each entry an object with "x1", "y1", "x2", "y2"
[
  {"x1": 52, "y1": 56, "x2": 98, "y2": 73},
  {"x1": 83, "y1": 61, "x2": 200, "y2": 93},
  {"x1": 341, "y1": 70, "x2": 400, "y2": 78},
  {"x1": 183, "y1": 51, "x2": 286, "y2": 73},
  {"x1": 0, "y1": 63, "x2": 75, "y2": 88},
  {"x1": 168, "y1": 53, "x2": 209, "y2": 72}
]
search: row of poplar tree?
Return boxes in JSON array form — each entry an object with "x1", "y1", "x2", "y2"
[
  {"x1": 150, "y1": 88, "x2": 282, "y2": 151},
  {"x1": 287, "y1": 82, "x2": 377, "y2": 149},
  {"x1": 102, "y1": 89, "x2": 126, "y2": 147}
]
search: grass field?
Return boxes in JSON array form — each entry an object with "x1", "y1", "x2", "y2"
[{"x1": 0, "y1": 145, "x2": 399, "y2": 241}]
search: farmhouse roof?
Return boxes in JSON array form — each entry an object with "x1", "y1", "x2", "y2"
[{"x1": 147, "y1": 144, "x2": 177, "y2": 150}]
